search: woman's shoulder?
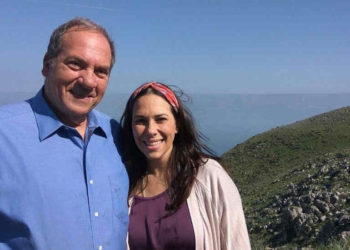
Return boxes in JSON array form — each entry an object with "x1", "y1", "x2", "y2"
[
  {"x1": 192, "y1": 158, "x2": 242, "y2": 207},
  {"x1": 197, "y1": 158, "x2": 228, "y2": 178},
  {"x1": 195, "y1": 158, "x2": 234, "y2": 189}
]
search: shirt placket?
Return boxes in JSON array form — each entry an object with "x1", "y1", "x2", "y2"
[{"x1": 84, "y1": 127, "x2": 106, "y2": 250}]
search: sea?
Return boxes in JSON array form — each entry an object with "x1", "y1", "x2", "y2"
[{"x1": 2, "y1": 92, "x2": 350, "y2": 155}]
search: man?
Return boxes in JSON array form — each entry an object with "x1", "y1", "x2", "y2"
[{"x1": 0, "y1": 18, "x2": 129, "y2": 250}]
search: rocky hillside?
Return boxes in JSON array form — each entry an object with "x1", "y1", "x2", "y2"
[
  {"x1": 255, "y1": 151, "x2": 350, "y2": 247},
  {"x1": 222, "y1": 106, "x2": 350, "y2": 248}
]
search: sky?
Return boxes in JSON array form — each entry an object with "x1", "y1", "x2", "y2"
[{"x1": 0, "y1": 0, "x2": 349, "y2": 94}]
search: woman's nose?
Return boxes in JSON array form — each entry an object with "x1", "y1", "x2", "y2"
[{"x1": 146, "y1": 121, "x2": 157, "y2": 135}]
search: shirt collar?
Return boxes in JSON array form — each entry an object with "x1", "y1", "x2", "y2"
[{"x1": 29, "y1": 88, "x2": 107, "y2": 141}]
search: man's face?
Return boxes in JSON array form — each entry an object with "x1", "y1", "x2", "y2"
[{"x1": 42, "y1": 29, "x2": 112, "y2": 125}]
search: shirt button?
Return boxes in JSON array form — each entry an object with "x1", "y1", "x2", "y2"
[
  {"x1": 94, "y1": 212, "x2": 99, "y2": 217},
  {"x1": 98, "y1": 246, "x2": 103, "y2": 250},
  {"x1": 89, "y1": 180, "x2": 94, "y2": 184}
]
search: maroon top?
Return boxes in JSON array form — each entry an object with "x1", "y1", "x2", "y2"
[{"x1": 128, "y1": 190, "x2": 195, "y2": 250}]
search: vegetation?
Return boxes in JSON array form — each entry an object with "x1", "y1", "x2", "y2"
[
  {"x1": 252, "y1": 238, "x2": 350, "y2": 250},
  {"x1": 221, "y1": 106, "x2": 350, "y2": 248}
]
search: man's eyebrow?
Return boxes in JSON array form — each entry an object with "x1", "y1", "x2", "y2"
[
  {"x1": 64, "y1": 56, "x2": 111, "y2": 70},
  {"x1": 64, "y1": 56, "x2": 86, "y2": 64},
  {"x1": 95, "y1": 65, "x2": 111, "y2": 72}
]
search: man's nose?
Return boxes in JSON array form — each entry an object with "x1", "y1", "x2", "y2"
[{"x1": 78, "y1": 69, "x2": 98, "y2": 88}]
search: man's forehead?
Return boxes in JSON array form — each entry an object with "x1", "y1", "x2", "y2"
[
  {"x1": 60, "y1": 29, "x2": 111, "y2": 54},
  {"x1": 62, "y1": 27, "x2": 106, "y2": 41},
  {"x1": 57, "y1": 28, "x2": 111, "y2": 66}
]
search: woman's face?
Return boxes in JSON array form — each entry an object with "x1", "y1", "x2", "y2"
[{"x1": 132, "y1": 93, "x2": 178, "y2": 168}]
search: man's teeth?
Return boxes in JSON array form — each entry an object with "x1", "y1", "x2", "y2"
[{"x1": 70, "y1": 90, "x2": 94, "y2": 98}]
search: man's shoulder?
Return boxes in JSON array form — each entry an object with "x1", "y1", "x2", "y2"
[
  {"x1": 0, "y1": 100, "x2": 32, "y2": 121},
  {"x1": 92, "y1": 109, "x2": 120, "y2": 126},
  {"x1": 93, "y1": 109, "x2": 113, "y2": 121},
  {"x1": 92, "y1": 109, "x2": 121, "y2": 135}
]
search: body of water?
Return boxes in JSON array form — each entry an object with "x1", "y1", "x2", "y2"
[
  {"x1": 99, "y1": 92, "x2": 350, "y2": 155},
  {"x1": 3, "y1": 91, "x2": 350, "y2": 155}
]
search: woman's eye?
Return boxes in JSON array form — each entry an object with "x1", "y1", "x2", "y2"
[
  {"x1": 134, "y1": 119, "x2": 146, "y2": 125},
  {"x1": 156, "y1": 117, "x2": 167, "y2": 123}
]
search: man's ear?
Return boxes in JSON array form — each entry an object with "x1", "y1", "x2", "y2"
[{"x1": 42, "y1": 53, "x2": 50, "y2": 77}]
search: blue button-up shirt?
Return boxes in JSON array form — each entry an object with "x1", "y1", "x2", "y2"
[{"x1": 0, "y1": 90, "x2": 129, "y2": 250}]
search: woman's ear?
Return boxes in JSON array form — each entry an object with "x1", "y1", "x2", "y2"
[{"x1": 175, "y1": 122, "x2": 178, "y2": 134}]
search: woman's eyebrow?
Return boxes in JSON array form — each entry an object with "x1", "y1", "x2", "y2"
[{"x1": 154, "y1": 113, "x2": 168, "y2": 117}]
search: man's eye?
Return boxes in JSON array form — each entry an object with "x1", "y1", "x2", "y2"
[
  {"x1": 95, "y1": 69, "x2": 109, "y2": 78},
  {"x1": 68, "y1": 61, "x2": 81, "y2": 70}
]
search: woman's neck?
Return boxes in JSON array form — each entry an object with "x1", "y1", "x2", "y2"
[
  {"x1": 147, "y1": 159, "x2": 169, "y2": 179},
  {"x1": 139, "y1": 161, "x2": 170, "y2": 197}
]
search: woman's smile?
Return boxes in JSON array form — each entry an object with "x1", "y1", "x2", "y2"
[{"x1": 132, "y1": 94, "x2": 178, "y2": 168}]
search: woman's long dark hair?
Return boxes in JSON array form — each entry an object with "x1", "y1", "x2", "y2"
[{"x1": 120, "y1": 83, "x2": 219, "y2": 212}]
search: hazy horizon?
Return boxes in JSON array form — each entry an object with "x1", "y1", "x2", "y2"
[{"x1": 3, "y1": 91, "x2": 349, "y2": 155}]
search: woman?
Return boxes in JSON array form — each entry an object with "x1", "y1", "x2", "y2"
[{"x1": 121, "y1": 82, "x2": 251, "y2": 250}]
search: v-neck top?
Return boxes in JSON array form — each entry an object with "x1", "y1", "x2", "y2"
[{"x1": 128, "y1": 190, "x2": 195, "y2": 250}]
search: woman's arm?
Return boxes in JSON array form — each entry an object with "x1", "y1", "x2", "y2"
[{"x1": 205, "y1": 159, "x2": 251, "y2": 250}]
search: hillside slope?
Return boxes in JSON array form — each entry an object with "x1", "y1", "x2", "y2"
[{"x1": 222, "y1": 106, "x2": 350, "y2": 248}]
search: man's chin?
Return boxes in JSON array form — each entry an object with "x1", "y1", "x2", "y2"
[
  {"x1": 66, "y1": 101, "x2": 95, "y2": 114},
  {"x1": 56, "y1": 107, "x2": 91, "y2": 125}
]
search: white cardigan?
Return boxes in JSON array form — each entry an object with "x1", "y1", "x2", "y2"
[
  {"x1": 187, "y1": 159, "x2": 251, "y2": 250},
  {"x1": 127, "y1": 159, "x2": 251, "y2": 250}
]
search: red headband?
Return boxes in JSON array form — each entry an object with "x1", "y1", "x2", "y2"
[{"x1": 132, "y1": 82, "x2": 179, "y2": 112}]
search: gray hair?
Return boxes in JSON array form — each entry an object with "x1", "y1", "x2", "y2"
[{"x1": 45, "y1": 17, "x2": 115, "y2": 69}]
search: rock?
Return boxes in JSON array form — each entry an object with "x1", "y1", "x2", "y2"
[
  {"x1": 249, "y1": 151, "x2": 350, "y2": 248},
  {"x1": 320, "y1": 165, "x2": 329, "y2": 174},
  {"x1": 341, "y1": 231, "x2": 350, "y2": 240},
  {"x1": 346, "y1": 197, "x2": 350, "y2": 204},
  {"x1": 314, "y1": 199, "x2": 330, "y2": 213},
  {"x1": 310, "y1": 205, "x2": 321, "y2": 216},
  {"x1": 301, "y1": 194, "x2": 312, "y2": 204},
  {"x1": 284, "y1": 206, "x2": 303, "y2": 221},
  {"x1": 339, "y1": 215, "x2": 350, "y2": 226}
]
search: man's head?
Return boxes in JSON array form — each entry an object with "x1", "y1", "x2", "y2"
[
  {"x1": 45, "y1": 18, "x2": 115, "y2": 69},
  {"x1": 42, "y1": 18, "x2": 114, "y2": 126}
]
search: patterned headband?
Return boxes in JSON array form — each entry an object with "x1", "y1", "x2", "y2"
[{"x1": 132, "y1": 82, "x2": 179, "y2": 112}]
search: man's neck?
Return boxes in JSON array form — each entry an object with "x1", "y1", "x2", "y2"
[
  {"x1": 58, "y1": 114, "x2": 88, "y2": 140},
  {"x1": 42, "y1": 89, "x2": 89, "y2": 139}
]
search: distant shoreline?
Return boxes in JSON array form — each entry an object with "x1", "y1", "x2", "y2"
[{"x1": 2, "y1": 92, "x2": 350, "y2": 155}]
